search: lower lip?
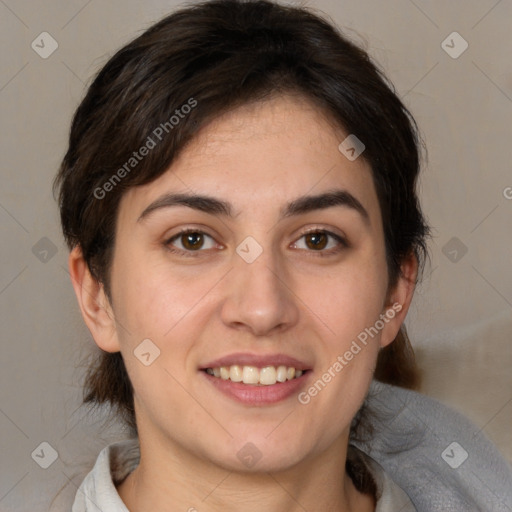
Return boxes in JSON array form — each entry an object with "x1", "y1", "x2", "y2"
[{"x1": 201, "y1": 371, "x2": 310, "y2": 405}]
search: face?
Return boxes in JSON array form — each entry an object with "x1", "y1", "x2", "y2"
[{"x1": 82, "y1": 94, "x2": 413, "y2": 473}]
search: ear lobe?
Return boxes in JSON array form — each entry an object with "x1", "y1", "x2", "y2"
[
  {"x1": 379, "y1": 252, "x2": 418, "y2": 348},
  {"x1": 68, "y1": 246, "x2": 121, "y2": 353}
]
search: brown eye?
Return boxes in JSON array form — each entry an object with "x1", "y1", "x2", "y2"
[
  {"x1": 304, "y1": 232, "x2": 328, "y2": 250},
  {"x1": 181, "y1": 232, "x2": 205, "y2": 250},
  {"x1": 165, "y1": 229, "x2": 217, "y2": 255},
  {"x1": 292, "y1": 230, "x2": 348, "y2": 256}
]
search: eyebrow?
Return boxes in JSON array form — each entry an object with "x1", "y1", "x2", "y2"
[{"x1": 137, "y1": 188, "x2": 370, "y2": 225}]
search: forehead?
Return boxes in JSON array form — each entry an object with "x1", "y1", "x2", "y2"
[{"x1": 117, "y1": 94, "x2": 381, "y2": 226}]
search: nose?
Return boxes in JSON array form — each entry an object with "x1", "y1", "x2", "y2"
[{"x1": 220, "y1": 244, "x2": 300, "y2": 337}]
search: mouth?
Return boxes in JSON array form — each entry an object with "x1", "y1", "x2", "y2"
[
  {"x1": 200, "y1": 355, "x2": 312, "y2": 405},
  {"x1": 202, "y1": 365, "x2": 309, "y2": 386}
]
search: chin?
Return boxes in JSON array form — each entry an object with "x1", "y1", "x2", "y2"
[{"x1": 202, "y1": 434, "x2": 312, "y2": 474}]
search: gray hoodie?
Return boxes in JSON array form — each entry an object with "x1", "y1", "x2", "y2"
[{"x1": 71, "y1": 380, "x2": 512, "y2": 511}]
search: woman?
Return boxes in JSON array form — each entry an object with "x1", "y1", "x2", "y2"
[{"x1": 54, "y1": 0, "x2": 512, "y2": 510}]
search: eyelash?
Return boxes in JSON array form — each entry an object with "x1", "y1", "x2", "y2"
[{"x1": 164, "y1": 227, "x2": 348, "y2": 258}]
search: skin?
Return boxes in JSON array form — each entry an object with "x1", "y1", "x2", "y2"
[{"x1": 70, "y1": 93, "x2": 417, "y2": 512}]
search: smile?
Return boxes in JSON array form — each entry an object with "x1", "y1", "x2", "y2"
[{"x1": 204, "y1": 365, "x2": 305, "y2": 385}]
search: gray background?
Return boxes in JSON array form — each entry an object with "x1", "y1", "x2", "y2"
[{"x1": 1, "y1": 0, "x2": 511, "y2": 510}]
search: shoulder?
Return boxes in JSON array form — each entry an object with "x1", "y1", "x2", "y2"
[
  {"x1": 71, "y1": 439, "x2": 139, "y2": 512},
  {"x1": 352, "y1": 380, "x2": 512, "y2": 511}
]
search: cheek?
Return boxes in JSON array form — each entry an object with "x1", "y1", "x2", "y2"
[
  {"x1": 109, "y1": 252, "x2": 223, "y2": 396},
  {"x1": 299, "y1": 250, "x2": 389, "y2": 412},
  {"x1": 110, "y1": 259, "x2": 204, "y2": 416},
  {"x1": 309, "y1": 256, "x2": 388, "y2": 340},
  {"x1": 111, "y1": 251, "x2": 211, "y2": 339}
]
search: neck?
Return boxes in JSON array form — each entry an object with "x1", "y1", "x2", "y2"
[{"x1": 117, "y1": 430, "x2": 375, "y2": 512}]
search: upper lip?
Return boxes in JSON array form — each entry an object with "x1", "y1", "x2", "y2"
[{"x1": 200, "y1": 352, "x2": 311, "y2": 371}]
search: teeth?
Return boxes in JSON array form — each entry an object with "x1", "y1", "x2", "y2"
[
  {"x1": 276, "y1": 365, "x2": 287, "y2": 382},
  {"x1": 229, "y1": 365, "x2": 243, "y2": 382},
  {"x1": 242, "y1": 366, "x2": 260, "y2": 384},
  {"x1": 206, "y1": 365, "x2": 305, "y2": 385},
  {"x1": 259, "y1": 366, "x2": 277, "y2": 385}
]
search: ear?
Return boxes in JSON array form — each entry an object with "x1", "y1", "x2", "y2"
[
  {"x1": 68, "y1": 246, "x2": 121, "y2": 353},
  {"x1": 379, "y1": 252, "x2": 418, "y2": 348}
]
